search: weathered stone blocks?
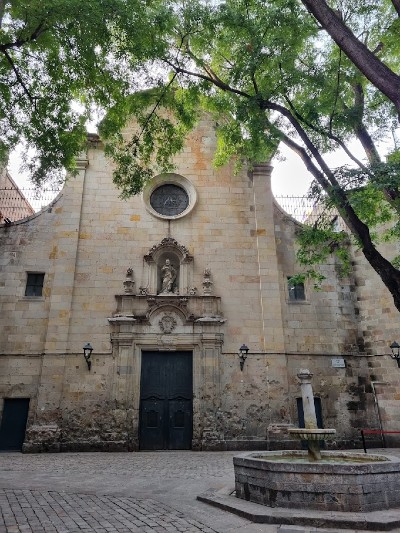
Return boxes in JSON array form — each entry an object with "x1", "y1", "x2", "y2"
[{"x1": 234, "y1": 451, "x2": 400, "y2": 512}]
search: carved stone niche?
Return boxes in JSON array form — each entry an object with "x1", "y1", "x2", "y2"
[
  {"x1": 109, "y1": 238, "x2": 226, "y2": 329},
  {"x1": 143, "y1": 237, "x2": 194, "y2": 295}
]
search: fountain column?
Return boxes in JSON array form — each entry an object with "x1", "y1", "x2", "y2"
[{"x1": 297, "y1": 369, "x2": 321, "y2": 461}]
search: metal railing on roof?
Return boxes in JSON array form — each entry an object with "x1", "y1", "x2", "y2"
[
  {"x1": 275, "y1": 195, "x2": 346, "y2": 229},
  {"x1": 275, "y1": 195, "x2": 318, "y2": 223},
  {"x1": 0, "y1": 188, "x2": 345, "y2": 227},
  {"x1": 0, "y1": 187, "x2": 61, "y2": 222}
]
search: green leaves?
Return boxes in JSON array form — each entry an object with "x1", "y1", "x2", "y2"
[
  {"x1": 295, "y1": 218, "x2": 352, "y2": 281},
  {"x1": 0, "y1": 0, "x2": 171, "y2": 184},
  {"x1": 3, "y1": 0, "x2": 400, "y2": 308},
  {"x1": 101, "y1": 86, "x2": 199, "y2": 196}
]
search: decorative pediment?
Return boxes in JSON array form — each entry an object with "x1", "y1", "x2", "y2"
[{"x1": 144, "y1": 237, "x2": 193, "y2": 264}]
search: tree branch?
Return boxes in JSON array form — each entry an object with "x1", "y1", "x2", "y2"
[
  {"x1": 164, "y1": 58, "x2": 251, "y2": 99},
  {"x1": 133, "y1": 74, "x2": 180, "y2": 145},
  {"x1": 3, "y1": 49, "x2": 35, "y2": 105},
  {"x1": 348, "y1": 82, "x2": 400, "y2": 206},
  {"x1": 282, "y1": 93, "x2": 369, "y2": 172},
  {"x1": 261, "y1": 99, "x2": 378, "y2": 244},
  {"x1": 0, "y1": 0, "x2": 5, "y2": 30},
  {"x1": 351, "y1": 83, "x2": 381, "y2": 165},
  {"x1": 301, "y1": 0, "x2": 400, "y2": 116},
  {"x1": 280, "y1": 133, "x2": 331, "y2": 192},
  {"x1": 0, "y1": 20, "x2": 48, "y2": 52},
  {"x1": 329, "y1": 49, "x2": 342, "y2": 134},
  {"x1": 391, "y1": 0, "x2": 400, "y2": 17}
]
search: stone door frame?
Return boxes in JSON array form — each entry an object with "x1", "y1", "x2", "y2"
[{"x1": 110, "y1": 329, "x2": 223, "y2": 450}]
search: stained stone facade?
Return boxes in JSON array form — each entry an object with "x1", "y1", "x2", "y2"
[{"x1": 0, "y1": 115, "x2": 400, "y2": 453}]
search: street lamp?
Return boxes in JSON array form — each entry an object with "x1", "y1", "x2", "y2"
[
  {"x1": 83, "y1": 342, "x2": 93, "y2": 371},
  {"x1": 238, "y1": 344, "x2": 249, "y2": 371},
  {"x1": 390, "y1": 341, "x2": 400, "y2": 368}
]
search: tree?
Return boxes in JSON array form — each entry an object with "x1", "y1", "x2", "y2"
[
  {"x1": 300, "y1": 0, "x2": 400, "y2": 117},
  {"x1": 3, "y1": 0, "x2": 400, "y2": 312},
  {"x1": 99, "y1": 0, "x2": 400, "y2": 312},
  {"x1": 0, "y1": 0, "x2": 169, "y2": 184}
]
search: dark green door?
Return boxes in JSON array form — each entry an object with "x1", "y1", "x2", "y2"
[
  {"x1": 0, "y1": 398, "x2": 30, "y2": 451},
  {"x1": 140, "y1": 352, "x2": 193, "y2": 450}
]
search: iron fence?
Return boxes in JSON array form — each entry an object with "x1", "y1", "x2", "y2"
[
  {"x1": 275, "y1": 196, "x2": 319, "y2": 223},
  {"x1": 0, "y1": 187, "x2": 61, "y2": 222},
  {"x1": 0, "y1": 188, "x2": 344, "y2": 227},
  {"x1": 275, "y1": 195, "x2": 346, "y2": 229}
]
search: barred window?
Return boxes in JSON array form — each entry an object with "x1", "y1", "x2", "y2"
[
  {"x1": 25, "y1": 272, "x2": 45, "y2": 297},
  {"x1": 288, "y1": 277, "x2": 305, "y2": 301}
]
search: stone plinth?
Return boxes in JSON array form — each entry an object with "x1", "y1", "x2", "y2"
[{"x1": 234, "y1": 451, "x2": 400, "y2": 512}]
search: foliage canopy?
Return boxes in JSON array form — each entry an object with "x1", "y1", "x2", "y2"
[{"x1": 2, "y1": 0, "x2": 400, "y2": 310}]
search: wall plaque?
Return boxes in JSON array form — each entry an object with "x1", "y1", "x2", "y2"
[{"x1": 331, "y1": 358, "x2": 346, "y2": 368}]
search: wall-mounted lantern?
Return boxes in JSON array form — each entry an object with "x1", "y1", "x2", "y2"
[
  {"x1": 83, "y1": 342, "x2": 93, "y2": 371},
  {"x1": 390, "y1": 341, "x2": 400, "y2": 368},
  {"x1": 238, "y1": 344, "x2": 249, "y2": 371}
]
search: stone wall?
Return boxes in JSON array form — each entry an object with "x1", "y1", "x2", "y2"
[
  {"x1": 346, "y1": 233, "x2": 400, "y2": 440},
  {"x1": 0, "y1": 115, "x2": 398, "y2": 452},
  {"x1": 273, "y1": 203, "x2": 360, "y2": 355}
]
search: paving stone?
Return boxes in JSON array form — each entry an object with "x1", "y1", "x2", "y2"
[
  {"x1": 0, "y1": 489, "x2": 221, "y2": 533},
  {"x1": 1, "y1": 450, "x2": 397, "y2": 532}
]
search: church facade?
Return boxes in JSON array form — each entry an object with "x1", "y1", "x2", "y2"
[{"x1": 0, "y1": 116, "x2": 399, "y2": 452}]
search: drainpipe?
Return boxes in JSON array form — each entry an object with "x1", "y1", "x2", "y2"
[{"x1": 371, "y1": 381, "x2": 388, "y2": 448}]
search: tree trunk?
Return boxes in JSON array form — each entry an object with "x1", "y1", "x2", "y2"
[
  {"x1": 326, "y1": 188, "x2": 400, "y2": 313},
  {"x1": 352, "y1": 82, "x2": 381, "y2": 164},
  {"x1": 355, "y1": 122, "x2": 380, "y2": 164},
  {"x1": 362, "y1": 243, "x2": 400, "y2": 313},
  {"x1": 391, "y1": 0, "x2": 400, "y2": 18},
  {"x1": 0, "y1": 0, "x2": 5, "y2": 30},
  {"x1": 275, "y1": 101, "x2": 400, "y2": 313},
  {"x1": 301, "y1": 0, "x2": 400, "y2": 116}
]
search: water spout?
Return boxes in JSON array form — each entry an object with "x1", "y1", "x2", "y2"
[{"x1": 288, "y1": 369, "x2": 335, "y2": 461}]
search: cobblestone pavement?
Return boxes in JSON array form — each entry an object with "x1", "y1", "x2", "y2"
[
  {"x1": 0, "y1": 489, "x2": 218, "y2": 533},
  {"x1": 1, "y1": 450, "x2": 398, "y2": 533}
]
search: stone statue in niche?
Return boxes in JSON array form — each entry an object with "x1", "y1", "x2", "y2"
[{"x1": 160, "y1": 259, "x2": 177, "y2": 294}]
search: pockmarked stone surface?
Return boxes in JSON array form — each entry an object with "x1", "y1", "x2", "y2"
[
  {"x1": 2, "y1": 115, "x2": 393, "y2": 456},
  {"x1": 0, "y1": 489, "x2": 219, "y2": 533}
]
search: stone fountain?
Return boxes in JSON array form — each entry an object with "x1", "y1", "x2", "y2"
[
  {"x1": 287, "y1": 368, "x2": 336, "y2": 460},
  {"x1": 234, "y1": 369, "x2": 400, "y2": 513}
]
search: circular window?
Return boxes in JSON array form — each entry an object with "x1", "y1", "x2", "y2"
[
  {"x1": 150, "y1": 184, "x2": 189, "y2": 217},
  {"x1": 143, "y1": 174, "x2": 197, "y2": 220}
]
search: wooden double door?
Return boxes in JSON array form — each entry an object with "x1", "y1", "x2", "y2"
[{"x1": 139, "y1": 351, "x2": 193, "y2": 450}]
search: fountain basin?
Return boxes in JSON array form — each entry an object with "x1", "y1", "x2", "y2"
[
  {"x1": 287, "y1": 428, "x2": 336, "y2": 441},
  {"x1": 234, "y1": 450, "x2": 400, "y2": 512}
]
